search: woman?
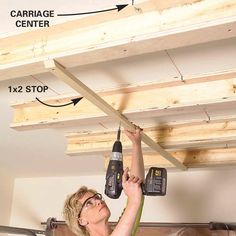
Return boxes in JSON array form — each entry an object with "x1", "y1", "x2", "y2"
[{"x1": 63, "y1": 127, "x2": 145, "y2": 236}]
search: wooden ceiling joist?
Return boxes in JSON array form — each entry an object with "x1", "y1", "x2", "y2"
[
  {"x1": 1, "y1": 0, "x2": 236, "y2": 80},
  {"x1": 11, "y1": 70, "x2": 236, "y2": 130},
  {"x1": 66, "y1": 121, "x2": 236, "y2": 155},
  {"x1": 44, "y1": 59, "x2": 187, "y2": 170},
  {"x1": 104, "y1": 148, "x2": 236, "y2": 169},
  {"x1": 4, "y1": 0, "x2": 236, "y2": 170}
]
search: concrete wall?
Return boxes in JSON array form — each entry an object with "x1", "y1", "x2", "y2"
[{"x1": 9, "y1": 167, "x2": 236, "y2": 230}]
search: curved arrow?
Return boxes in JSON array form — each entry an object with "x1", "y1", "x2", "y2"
[
  {"x1": 36, "y1": 97, "x2": 83, "y2": 108},
  {"x1": 57, "y1": 4, "x2": 128, "y2": 16}
]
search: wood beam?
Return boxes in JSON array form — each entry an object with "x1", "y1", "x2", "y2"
[
  {"x1": 43, "y1": 59, "x2": 187, "y2": 170},
  {"x1": 11, "y1": 70, "x2": 236, "y2": 130},
  {"x1": 104, "y1": 148, "x2": 236, "y2": 169},
  {"x1": 66, "y1": 121, "x2": 236, "y2": 155},
  {"x1": 149, "y1": 0, "x2": 200, "y2": 10},
  {"x1": 1, "y1": 0, "x2": 236, "y2": 80}
]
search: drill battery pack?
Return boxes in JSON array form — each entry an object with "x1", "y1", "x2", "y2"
[{"x1": 142, "y1": 167, "x2": 167, "y2": 196}]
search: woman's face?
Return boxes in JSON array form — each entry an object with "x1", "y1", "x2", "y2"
[{"x1": 78, "y1": 191, "x2": 111, "y2": 225}]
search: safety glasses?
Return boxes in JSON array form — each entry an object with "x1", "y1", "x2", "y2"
[{"x1": 78, "y1": 193, "x2": 103, "y2": 218}]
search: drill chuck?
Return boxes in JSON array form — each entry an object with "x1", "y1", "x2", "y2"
[{"x1": 112, "y1": 140, "x2": 122, "y2": 154}]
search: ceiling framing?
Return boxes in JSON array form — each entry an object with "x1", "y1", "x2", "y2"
[
  {"x1": 1, "y1": 0, "x2": 236, "y2": 80},
  {"x1": 1, "y1": 0, "x2": 236, "y2": 171}
]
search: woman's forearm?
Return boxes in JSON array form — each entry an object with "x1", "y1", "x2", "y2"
[
  {"x1": 130, "y1": 143, "x2": 145, "y2": 181},
  {"x1": 111, "y1": 201, "x2": 141, "y2": 236}
]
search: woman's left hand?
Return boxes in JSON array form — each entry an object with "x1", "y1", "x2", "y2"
[
  {"x1": 124, "y1": 126, "x2": 142, "y2": 146},
  {"x1": 122, "y1": 167, "x2": 142, "y2": 205}
]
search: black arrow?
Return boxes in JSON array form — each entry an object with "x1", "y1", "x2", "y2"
[
  {"x1": 57, "y1": 4, "x2": 128, "y2": 16},
  {"x1": 36, "y1": 97, "x2": 83, "y2": 108}
]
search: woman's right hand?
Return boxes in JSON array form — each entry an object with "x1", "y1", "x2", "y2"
[{"x1": 122, "y1": 167, "x2": 142, "y2": 205}]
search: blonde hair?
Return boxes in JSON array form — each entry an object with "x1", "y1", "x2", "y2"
[{"x1": 63, "y1": 186, "x2": 97, "y2": 236}]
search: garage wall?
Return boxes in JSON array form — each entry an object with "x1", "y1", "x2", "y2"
[
  {"x1": 0, "y1": 171, "x2": 14, "y2": 225},
  {"x1": 10, "y1": 167, "x2": 236, "y2": 230}
]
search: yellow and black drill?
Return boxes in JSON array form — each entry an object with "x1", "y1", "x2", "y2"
[
  {"x1": 105, "y1": 126, "x2": 123, "y2": 199},
  {"x1": 105, "y1": 127, "x2": 167, "y2": 199}
]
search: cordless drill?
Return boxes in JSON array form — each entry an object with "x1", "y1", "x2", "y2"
[
  {"x1": 105, "y1": 127, "x2": 167, "y2": 199},
  {"x1": 105, "y1": 126, "x2": 123, "y2": 199}
]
